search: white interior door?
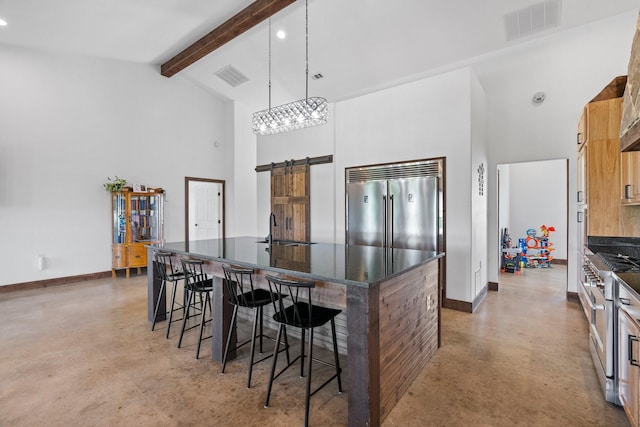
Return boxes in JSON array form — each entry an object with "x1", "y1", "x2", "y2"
[{"x1": 188, "y1": 180, "x2": 222, "y2": 241}]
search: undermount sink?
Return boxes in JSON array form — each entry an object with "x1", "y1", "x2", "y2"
[{"x1": 256, "y1": 239, "x2": 315, "y2": 247}]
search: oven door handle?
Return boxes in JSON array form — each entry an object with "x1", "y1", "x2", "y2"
[{"x1": 579, "y1": 281, "x2": 605, "y2": 310}]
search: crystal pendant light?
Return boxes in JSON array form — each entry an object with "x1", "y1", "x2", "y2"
[{"x1": 252, "y1": 0, "x2": 327, "y2": 135}]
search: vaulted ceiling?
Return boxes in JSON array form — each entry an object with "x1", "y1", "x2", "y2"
[{"x1": 0, "y1": 0, "x2": 637, "y2": 110}]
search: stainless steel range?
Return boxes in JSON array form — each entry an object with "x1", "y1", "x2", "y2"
[{"x1": 579, "y1": 251, "x2": 640, "y2": 405}]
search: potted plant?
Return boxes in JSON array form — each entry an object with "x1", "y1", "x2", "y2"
[{"x1": 103, "y1": 176, "x2": 127, "y2": 192}]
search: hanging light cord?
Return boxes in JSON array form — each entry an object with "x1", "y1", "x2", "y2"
[
  {"x1": 268, "y1": 15, "x2": 272, "y2": 111},
  {"x1": 305, "y1": 0, "x2": 309, "y2": 102}
]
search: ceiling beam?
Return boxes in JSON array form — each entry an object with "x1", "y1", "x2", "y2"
[{"x1": 161, "y1": 0, "x2": 296, "y2": 77}]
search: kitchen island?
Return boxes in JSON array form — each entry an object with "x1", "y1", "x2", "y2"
[{"x1": 147, "y1": 237, "x2": 443, "y2": 427}]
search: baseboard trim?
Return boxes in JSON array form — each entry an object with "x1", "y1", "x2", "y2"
[
  {"x1": 472, "y1": 285, "x2": 488, "y2": 312},
  {"x1": 551, "y1": 258, "x2": 568, "y2": 266},
  {"x1": 566, "y1": 291, "x2": 579, "y2": 302},
  {"x1": 444, "y1": 285, "x2": 488, "y2": 314},
  {"x1": 443, "y1": 298, "x2": 472, "y2": 313},
  {"x1": 0, "y1": 271, "x2": 112, "y2": 294},
  {"x1": 488, "y1": 281, "x2": 499, "y2": 291}
]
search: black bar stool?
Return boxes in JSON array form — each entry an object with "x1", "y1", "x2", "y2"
[
  {"x1": 263, "y1": 274, "x2": 343, "y2": 427},
  {"x1": 177, "y1": 258, "x2": 214, "y2": 359},
  {"x1": 151, "y1": 251, "x2": 186, "y2": 338},
  {"x1": 221, "y1": 264, "x2": 290, "y2": 388}
]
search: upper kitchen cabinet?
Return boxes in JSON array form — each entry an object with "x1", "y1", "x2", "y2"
[
  {"x1": 271, "y1": 164, "x2": 310, "y2": 242},
  {"x1": 578, "y1": 77, "x2": 640, "y2": 237}
]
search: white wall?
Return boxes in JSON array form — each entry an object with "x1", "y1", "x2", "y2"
[
  {"x1": 470, "y1": 72, "x2": 488, "y2": 300},
  {"x1": 230, "y1": 101, "x2": 257, "y2": 238},
  {"x1": 0, "y1": 45, "x2": 234, "y2": 286},
  {"x1": 498, "y1": 165, "x2": 511, "y2": 247},
  {"x1": 501, "y1": 160, "x2": 567, "y2": 260},
  {"x1": 476, "y1": 10, "x2": 638, "y2": 292}
]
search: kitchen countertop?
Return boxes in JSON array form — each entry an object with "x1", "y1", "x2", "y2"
[
  {"x1": 151, "y1": 236, "x2": 444, "y2": 288},
  {"x1": 616, "y1": 272, "x2": 640, "y2": 296}
]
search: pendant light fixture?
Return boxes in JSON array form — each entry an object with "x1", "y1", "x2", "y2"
[{"x1": 252, "y1": 0, "x2": 327, "y2": 135}]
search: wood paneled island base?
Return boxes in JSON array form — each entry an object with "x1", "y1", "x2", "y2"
[{"x1": 147, "y1": 237, "x2": 443, "y2": 426}]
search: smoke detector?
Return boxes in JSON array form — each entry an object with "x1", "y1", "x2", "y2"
[{"x1": 532, "y1": 92, "x2": 546, "y2": 104}]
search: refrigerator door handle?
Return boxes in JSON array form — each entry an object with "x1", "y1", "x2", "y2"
[
  {"x1": 389, "y1": 194, "x2": 394, "y2": 248},
  {"x1": 383, "y1": 195, "x2": 387, "y2": 248}
]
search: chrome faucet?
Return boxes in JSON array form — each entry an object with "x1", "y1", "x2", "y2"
[{"x1": 268, "y1": 212, "x2": 277, "y2": 245}]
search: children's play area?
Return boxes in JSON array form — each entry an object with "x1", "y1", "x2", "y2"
[{"x1": 501, "y1": 225, "x2": 555, "y2": 274}]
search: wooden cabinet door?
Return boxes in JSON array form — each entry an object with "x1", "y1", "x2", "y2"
[
  {"x1": 112, "y1": 245, "x2": 128, "y2": 268},
  {"x1": 271, "y1": 164, "x2": 310, "y2": 242},
  {"x1": 586, "y1": 98, "x2": 623, "y2": 142},
  {"x1": 128, "y1": 245, "x2": 147, "y2": 267},
  {"x1": 622, "y1": 151, "x2": 640, "y2": 204},
  {"x1": 586, "y1": 138, "x2": 621, "y2": 236},
  {"x1": 577, "y1": 108, "x2": 587, "y2": 149},
  {"x1": 577, "y1": 145, "x2": 586, "y2": 205},
  {"x1": 619, "y1": 309, "x2": 640, "y2": 427}
]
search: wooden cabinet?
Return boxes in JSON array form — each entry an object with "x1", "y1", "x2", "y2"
[
  {"x1": 621, "y1": 151, "x2": 640, "y2": 205},
  {"x1": 271, "y1": 164, "x2": 310, "y2": 242},
  {"x1": 111, "y1": 191, "x2": 163, "y2": 277},
  {"x1": 619, "y1": 283, "x2": 640, "y2": 427},
  {"x1": 581, "y1": 97, "x2": 624, "y2": 236},
  {"x1": 578, "y1": 94, "x2": 640, "y2": 237}
]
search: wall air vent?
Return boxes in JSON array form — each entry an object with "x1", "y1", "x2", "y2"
[
  {"x1": 214, "y1": 65, "x2": 249, "y2": 87},
  {"x1": 504, "y1": 0, "x2": 561, "y2": 41},
  {"x1": 346, "y1": 159, "x2": 442, "y2": 183}
]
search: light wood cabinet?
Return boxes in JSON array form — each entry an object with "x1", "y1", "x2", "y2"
[
  {"x1": 621, "y1": 151, "x2": 640, "y2": 205},
  {"x1": 271, "y1": 164, "x2": 310, "y2": 242},
  {"x1": 579, "y1": 95, "x2": 640, "y2": 237},
  {"x1": 111, "y1": 191, "x2": 164, "y2": 277}
]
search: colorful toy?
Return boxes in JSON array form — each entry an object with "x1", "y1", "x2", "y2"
[{"x1": 519, "y1": 225, "x2": 555, "y2": 268}]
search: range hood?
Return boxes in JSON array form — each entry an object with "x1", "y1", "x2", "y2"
[{"x1": 621, "y1": 12, "x2": 640, "y2": 152}]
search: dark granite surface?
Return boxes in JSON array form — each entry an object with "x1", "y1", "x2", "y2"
[
  {"x1": 587, "y1": 236, "x2": 640, "y2": 258},
  {"x1": 151, "y1": 236, "x2": 444, "y2": 288}
]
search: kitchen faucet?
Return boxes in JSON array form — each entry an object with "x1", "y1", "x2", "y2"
[{"x1": 268, "y1": 213, "x2": 277, "y2": 245}]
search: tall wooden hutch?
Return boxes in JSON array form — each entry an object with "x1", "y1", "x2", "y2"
[{"x1": 111, "y1": 191, "x2": 164, "y2": 277}]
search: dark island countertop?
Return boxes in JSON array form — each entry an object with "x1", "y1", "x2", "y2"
[{"x1": 150, "y1": 236, "x2": 444, "y2": 288}]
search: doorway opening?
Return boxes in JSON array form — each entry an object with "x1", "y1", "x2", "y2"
[
  {"x1": 497, "y1": 159, "x2": 568, "y2": 293},
  {"x1": 185, "y1": 177, "x2": 225, "y2": 242}
]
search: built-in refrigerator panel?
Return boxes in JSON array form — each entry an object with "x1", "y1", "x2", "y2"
[
  {"x1": 346, "y1": 180, "x2": 386, "y2": 247},
  {"x1": 388, "y1": 177, "x2": 438, "y2": 251}
]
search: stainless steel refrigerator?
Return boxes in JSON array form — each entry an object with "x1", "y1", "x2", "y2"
[{"x1": 346, "y1": 160, "x2": 441, "y2": 252}]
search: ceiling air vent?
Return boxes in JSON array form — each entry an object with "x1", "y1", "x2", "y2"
[
  {"x1": 504, "y1": 0, "x2": 561, "y2": 41},
  {"x1": 214, "y1": 65, "x2": 249, "y2": 87}
]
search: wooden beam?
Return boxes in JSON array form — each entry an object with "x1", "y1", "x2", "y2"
[{"x1": 161, "y1": 0, "x2": 296, "y2": 77}]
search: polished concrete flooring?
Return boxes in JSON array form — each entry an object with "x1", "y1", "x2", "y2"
[{"x1": 0, "y1": 266, "x2": 629, "y2": 426}]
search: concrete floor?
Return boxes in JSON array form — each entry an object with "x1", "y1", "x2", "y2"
[{"x1": 0, "y1": 266, "x2": 629, "y2": 426}]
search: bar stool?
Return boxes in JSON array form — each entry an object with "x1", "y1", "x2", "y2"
[
  {"x1": 221, "y1": 264, "x2": 290, "y2": 388},
  {"x1": 177, "y1": 258, "x2": 214, "y2": 359},
  {"x1": 263, "y1": 274, "x2": 343, "y2": 427},
  {"x1": 151, "y1": 251, "x2": 186, "y2": 338}
]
